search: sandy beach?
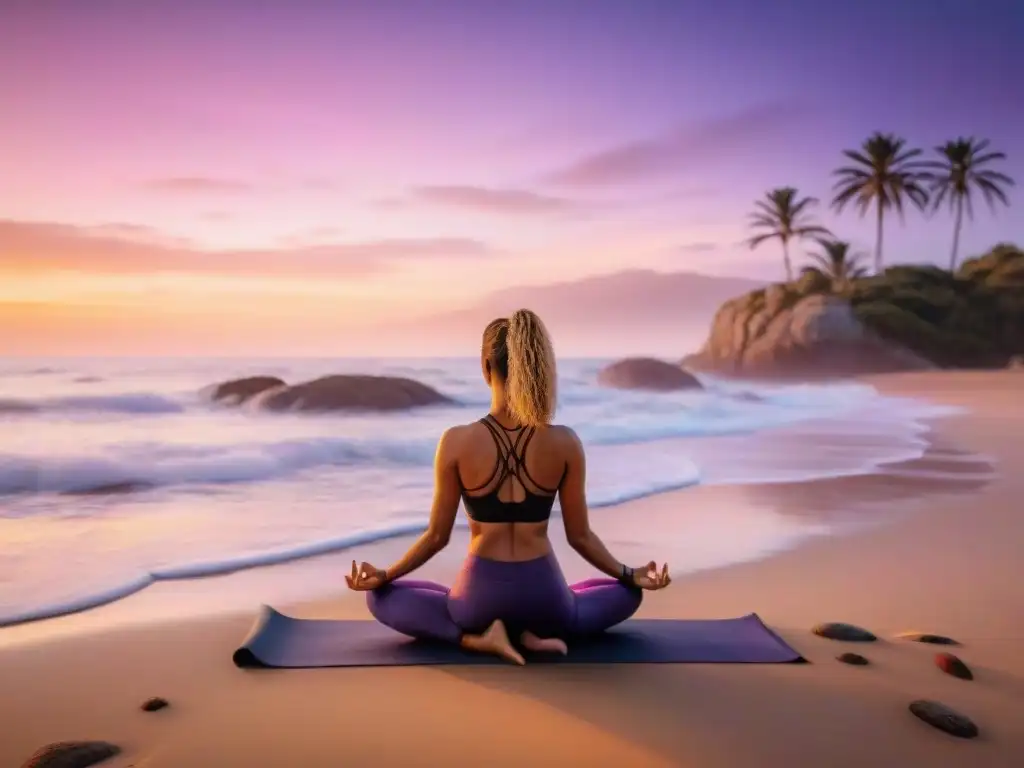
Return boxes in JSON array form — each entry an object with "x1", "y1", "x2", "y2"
[{"x1": 2, "y1": 370, "x2": 1021, "y2": 768}]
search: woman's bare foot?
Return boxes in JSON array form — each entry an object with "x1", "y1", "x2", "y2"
[
  {"x1": 461, "y1": 620, "x2": 525, "y2": 665},
  {"x1": 520, "y1": 631, "x2": 568, "y2": 655}
]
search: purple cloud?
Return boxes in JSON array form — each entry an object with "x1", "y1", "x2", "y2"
[
  {"x1": 386, "y1": 185, "x2": 578, "y2": 215},
  {"x1": 676, "y1": 242, "x2": 719, "y2": 253},
  {"x1": 547, "y1": 102, "x2": 806, "y2": 188}
]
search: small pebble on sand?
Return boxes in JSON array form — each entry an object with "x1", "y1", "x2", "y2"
[
  {"x1": 837, "y1": 652, "x2": 869, "y2": 665},
  {"x1": 20, "y1": 740, "x2": 120, "y2": 768},
  {"x1": 935, "y1": 653, "x2": 973, "y2": 680},
  {"x1": 908, "y1": 699, "x2": 979, "y2": 739},
  {"x1": 896, "y1": 631, "x2": 959, "y2": 645},
  {"x1": 812, "y1": 622, "x2": 877, "y2": 642},
  {"x1": 141, "y1": 696, "x2": 170, "y2": 712}
]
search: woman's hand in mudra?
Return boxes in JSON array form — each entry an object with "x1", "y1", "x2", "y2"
[
  {"x1": 633, "y1": 561, "x2": 671, "y2": 590},
  {"x1": 346, "y1": 560, "x2": 387, "y2": 591}
]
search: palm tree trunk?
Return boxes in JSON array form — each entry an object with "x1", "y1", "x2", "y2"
[
  {"x1": 949, "y1": 194, "x2": 964, "y2": 271},
  {"x1": 874, "y1": 203, "x2": 884, "y2": 274},
  {"x1": 782, "y1": 240, "x2": 793, "y2": 282}
]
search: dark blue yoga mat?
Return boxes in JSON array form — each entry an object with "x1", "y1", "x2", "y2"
[{"x1": 233, "y1": 605, "x2": 805, "y2": 668}]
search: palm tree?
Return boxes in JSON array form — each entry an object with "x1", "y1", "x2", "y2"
[
  {"x1": 831, "y1": 133, "x2": 930, "y2": 273},
  {"x1": 802, "y1": 239, "x2": 869, "y2": 292},
  {"x1": 924, "y1": 137, "x2": 1015, "y2": 270},
  {"x1": 747, "y1": 187, "x2": 831, "y2": 281}
]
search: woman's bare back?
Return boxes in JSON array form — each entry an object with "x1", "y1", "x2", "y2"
[{"x1": 453, "y1": 416, "x2": 568, "y2": 561}]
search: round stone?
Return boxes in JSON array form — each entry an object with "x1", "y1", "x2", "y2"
[
  {"x1": 935, "y1": 653, "x2": 973, "y2": 681},
  {"x1": 908, "y1": 699, "x2": 979, "y2": 739},
  {"x1": 20, "y1": 741, "x2": 121, "y2": 768},
  {"x1": 837, "y1": 652, "x2": 870, "y2": 665},
  {"x1": 141, "y1": 696, "x2": 169, "y2": 712},
  {"x1": 896, "y1": 631, "x2": 959, "y2": 645},
  {"x1": 812, "y1": 622, "x2": 877, "y2": 642}
]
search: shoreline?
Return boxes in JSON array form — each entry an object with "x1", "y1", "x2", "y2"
[
  {"x1": 0, "y1": 370, "x2": 1021, "y2": 766},
  {"x1": 0, "y1": 394, "x2": 964, "y2": 634},
  {"x1": 0, "y1": 397, "x2": 992, "y2": 648}
]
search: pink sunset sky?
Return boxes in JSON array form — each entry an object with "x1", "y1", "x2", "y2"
[{"x1": 1, "y1": 0, "x2": 1020, "y2": 356}]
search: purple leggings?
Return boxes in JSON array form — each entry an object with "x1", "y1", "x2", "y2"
[{"x1": 366, "y1": 553, "x2": 642, "y2": 644}]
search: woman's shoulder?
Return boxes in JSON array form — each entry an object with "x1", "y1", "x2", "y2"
[
  {"x1": 439, "y1": 419, "x2": 488, "y2": 446},
  {"x1": 544, "y1": 423, "x2": 583, "y2": 451}
]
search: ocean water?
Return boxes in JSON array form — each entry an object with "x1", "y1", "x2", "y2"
[{"x1": 0, "y1": 357, "x2": 957, "y2": 627}]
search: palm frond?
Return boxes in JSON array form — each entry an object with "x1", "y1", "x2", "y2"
[
  {"x1": 789, "y1": 195, "x2": 819, "y2": 217},
  {"x1": 974, "y1": 169, "x2": 1014, "y2": 186},
  {"x1": 803, "y1": 238, "x2": 868, "y2": 283},
  {"x1": 793, "y1": 224, "x2": 832, "y2": 238},
  {"x1": 831, "y1": 182, "x2": 865, "y2": 212},
  {"x1": 975, "y1": 177, "x2": 1010, "y2": 209},
  {"x1": 748, "y1": 214, "x2": 779, "y2": 228},
  {"x1": 926, "y1": 137, "x2": 1012, "y2": 226},
  {"x1": 903, "y1": 181, "x2": 930, "y2": 211},
  {"x1": 973, "y1": 138, "x2": 990, "y2": 153},
  {"x1": 841, "y1": 149, "x2": 873, "y2": 166},
  {"x1": 930, "y1": 184, "x2": 951, "y2": 212},
  {"x1": 747, "y1": 232, "x2": 778, "y2": 249},
  {"x1": 832, "y1": 166, "x2": 871, "y2": 180},
  {"x1": 972, "y1": 150, "x2": 1007, "y2": 165}
]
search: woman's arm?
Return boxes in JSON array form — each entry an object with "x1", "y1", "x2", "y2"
[
  {"x1": 381, "y1": 427, "x2": 462, "y2": 582},
  {"x1": 557, "y1": 427, "x2": 632, "y2": 581}
]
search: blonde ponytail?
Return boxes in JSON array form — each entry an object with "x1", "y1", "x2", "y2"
[{"x1": 505, "y1": 308, "x2": 557, "y2": 427}]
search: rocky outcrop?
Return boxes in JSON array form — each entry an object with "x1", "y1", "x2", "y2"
[
  {"x1": 255, "y1": 375, "x2": 453, "y2": 413},
  {"x1": 208, "y1": 374, "x2": 453, "y2": 413},
  {"x1": 687, "y1": 243, "x2": 1024, "y2": 379},
  {"x1": 210, "y1": 376, "x2": 286, "y2": 404},
  {"x1": 597, "y1": 358, "x2": 703, "y2": 391},
  {"x1": 685, "y1": 286, "x2": 932, "y2": 379}
]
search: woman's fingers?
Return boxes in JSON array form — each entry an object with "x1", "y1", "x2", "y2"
[
  {"x1": 346, "y1": 561, "x2": 359, "y2": 589},
  {"x1": 359, "y1": 561, "x2": 377, "y2": 580}
]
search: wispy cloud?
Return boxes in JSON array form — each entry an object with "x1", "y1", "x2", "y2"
[
  {"x1": 675, "y1": 242, "x2": 719, "y2": 253},
  {"x1": 381, "y1": 185, "x2": 578, "y2": 216},
  {"x1": 84, "y1": 222, "x2": 193, "y2": 246},
  {"x1": 276, "y1": 226, "x2": 347, "y2": 247},
  {"x1": 300, "y1": 177, "x2": 340, "y2": 192},
  {"x1": 145, "y1": 174, "x2": 342, "y2": 197},
  {"x1": 0, "y1": 220, "x2": 494, "y2": 278},
  {"x1": 144, "y1": 176, "x2": 254, "y2": 195},
  {"x1": 547, "y1": 102, "x2": 806, "y2": 188}
]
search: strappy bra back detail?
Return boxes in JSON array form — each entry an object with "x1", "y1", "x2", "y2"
[{"x1": 460, "y1": 415, "x2": 561, "y2": 524}]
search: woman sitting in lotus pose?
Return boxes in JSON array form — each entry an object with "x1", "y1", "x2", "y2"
[{"x1": 345, "y1": 309, "x2": 671, "y2": 664}]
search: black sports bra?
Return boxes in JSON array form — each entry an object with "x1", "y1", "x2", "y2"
[{"x1": 460, "y1": 415, "x2": 562, "y2": 524}]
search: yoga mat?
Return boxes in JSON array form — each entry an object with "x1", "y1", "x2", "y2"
[{"x1": 233, "y1": 605, "x2": 806, "y2": 668}]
